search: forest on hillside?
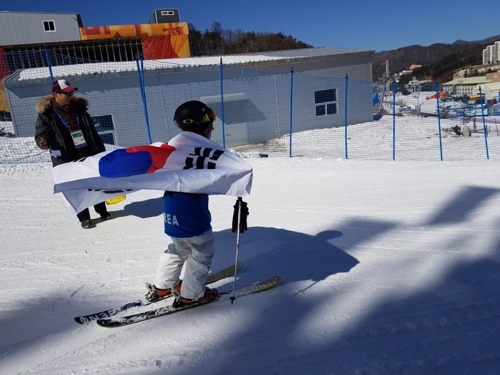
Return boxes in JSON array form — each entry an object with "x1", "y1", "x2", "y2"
[
  {"x1": 187, "y1": 22, "x2": 312, "y2": 56},
  {"x1": 187, "y1": 22, "x2": 498, "y2": 83},
  {"x1": 372, "y1": 35, "x2": 500, "y2": 83},
  {"x1": 373, "y1": 44, "x2": 486, "y2": 83}
]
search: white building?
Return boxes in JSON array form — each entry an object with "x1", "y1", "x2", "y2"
[
  {"x1": 482, "y1": 41, "x2": 500, "y2": 65},
  {"x1": 4, "y1": 47, "x2": 375, "y2": 148},
  {"x1": 473, "y1": 82, "x2": 500, "y2": 101},
  {"x1": 442, "y1": 76, "x2": 491, "y2": 96}
]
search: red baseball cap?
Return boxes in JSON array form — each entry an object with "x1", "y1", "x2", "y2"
[{"x1": 52, "y1": 79, "x2": 78, "y2": 93}]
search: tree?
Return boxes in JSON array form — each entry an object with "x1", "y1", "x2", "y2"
[
  {"x1": 187, "y1": 22, "x2": 312, "y2": 57},
  {"x1": 203, "y1": 22, "x2": 224, "y2": 55},
  {"x1": 398, "y1": 73, "x2": 412, "y2": 84},
  {"x1": 188, "y1": 23, "x2": 203, "y2": 57}
]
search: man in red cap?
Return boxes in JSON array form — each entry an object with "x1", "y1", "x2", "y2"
[{"x1": 35, "y1": 79, "x2": 111, "y2": 229}]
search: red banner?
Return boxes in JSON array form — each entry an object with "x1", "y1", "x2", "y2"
[
  {"x1": 141, "y1": 36, "x2": 176, "y2": 59},
  {"x1": 0, "y1": 48, "x2": 8, "y2": 77}
]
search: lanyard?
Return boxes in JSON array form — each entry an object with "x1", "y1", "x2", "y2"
[{"x1": 54, "y1": 108, "x2": 80, "y2": 129}]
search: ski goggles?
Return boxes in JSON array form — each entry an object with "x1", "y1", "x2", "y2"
[
  {"x1": 177, "y1": 107, "x2": 217, "y2": 125},
  {"x1": 200, "y1": 108, "x2": 217, "y2": 123}
]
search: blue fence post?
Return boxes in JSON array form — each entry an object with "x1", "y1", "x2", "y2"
[
  {"x1": 289, "y1": 67, "x2": 294, "y2": 158},
  {"x1": 392, "y1": 80, "x2": 396, "y2": 160},
  {"x1": 479, "y1": 86, "x2": 490, "y2": 159},
  {"x1": 344, "y1": 74, "x2": 349, "y2": 159},
  {"x1": 44, "y1": 45, "x2": 54, "y2": 83},
  {"x1": 435, "y1": 81, "x2": 444, "y2": 161},
  {"x1": 135, "y1": 54, "x2": 152, "y2": 143},
  {"x1": 219, "y1": 57, "x2": 226, "y2": 148}
]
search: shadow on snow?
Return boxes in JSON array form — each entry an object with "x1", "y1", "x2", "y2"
[{"x1": 2, "y1": 186, "x2": 500, "y2": 375}]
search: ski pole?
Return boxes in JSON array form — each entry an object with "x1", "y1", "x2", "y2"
[{"x1": 230, "y1": 197, "x2": 243, "y2": 304}]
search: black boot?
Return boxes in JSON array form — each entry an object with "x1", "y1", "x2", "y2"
[{"x1": 81, "y1": 220, "x2": 95, "y2": 229}]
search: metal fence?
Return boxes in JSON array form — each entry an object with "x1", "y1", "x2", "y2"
[{"x1": 1, "y1": 49, "x2": 499, "y2": 164}]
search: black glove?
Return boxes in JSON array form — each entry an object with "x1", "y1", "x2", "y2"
[{"x1": 232, "y1": 198, "x2": 249, "y2": 233}]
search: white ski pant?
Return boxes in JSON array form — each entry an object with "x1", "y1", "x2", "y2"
[{"x1": 154, "y1": 229, "x2": 215, "y2": 300}]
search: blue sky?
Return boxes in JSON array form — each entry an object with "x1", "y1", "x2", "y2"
[{"x1": 4, "y1": 0, "x2": 500, "y2": 52}]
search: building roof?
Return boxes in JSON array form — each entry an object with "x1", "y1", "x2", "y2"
[
  {"x1": 443, "y1": 76, "x2": 491, "y2": 85},
  {"x1": 6, "y1": 47, "x2": 374, "y2": 85},
  {"x1": 474, "y1": 81, "x2": 500, "y2": 91},
  {"x1": 0, "y1": 11, "x2": 80, "y2": 15},
  {"x1": 242, "y1": 47, "x2": 372, "y2": 58}
]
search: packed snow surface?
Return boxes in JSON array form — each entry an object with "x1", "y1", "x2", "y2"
[{"x1": 1, "y1": 129, "x2": 500, "y2": 374}]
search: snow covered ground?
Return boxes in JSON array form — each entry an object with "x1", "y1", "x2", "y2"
[{"x1": 1, "y1": 113, "x2": 500, "y2": 374}]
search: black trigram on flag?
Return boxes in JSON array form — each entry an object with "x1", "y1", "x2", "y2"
[{"x1": 184, "y1": 147, "x2": 224, "y2": 169}]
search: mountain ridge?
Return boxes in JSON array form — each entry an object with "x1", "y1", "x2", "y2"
[{"x1": 373, "y1": 35, "x2": 500, "y2": 83}]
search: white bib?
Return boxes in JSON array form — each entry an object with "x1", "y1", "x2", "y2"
[{"x1": 71, "y1": 130, "x2": 87, "y2": 149}]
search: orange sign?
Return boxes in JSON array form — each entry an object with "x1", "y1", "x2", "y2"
[
  {"x1": 80, "y1": 23, "x2": 189, "y2": 40},
  {"x1": 0, "y1": 48, "x2": 9, "y2": 112}
]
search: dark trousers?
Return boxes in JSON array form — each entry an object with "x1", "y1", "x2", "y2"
[{"x1": 77, "y1": 202, "x2": 108, "y2": 222}]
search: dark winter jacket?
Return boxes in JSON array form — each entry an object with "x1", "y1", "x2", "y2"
[{"x1": 35, "y1": 95, "x2": 105, "y2": 166}]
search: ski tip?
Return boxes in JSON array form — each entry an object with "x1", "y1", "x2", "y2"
[
  {"x1": 97, "y1": 321, "x2": 115, "y2": 328},
  {"x1": 270, "y1": 276, "x2": 281, "y2": 286},
  {"x1": 74, "y1": 316, "x2": 95, "y2": 325},
  {"x1": 251, "y1": 275, "x2": 281, "y2": 292},
  {"x1": 265, "y1": 276, "x2": 281, "y2": 284},
  {"x1": 96, "y1": 318, "x2": 123, "y2": 328}
]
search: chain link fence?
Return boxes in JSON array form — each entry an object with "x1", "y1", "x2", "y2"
[{"x1": 1, "y1": 50, "x2": 498, "y2": 164}]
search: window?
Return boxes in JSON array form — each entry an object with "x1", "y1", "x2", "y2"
[
  {"x1": 43, "y1": 20, "x2": 56, "y2": 32},
  {"x1": 315, "y1": 88, "x2": 337, "y2": 116},
  {"x1": 161, "y1": 10, "x2": 175, "y2": 16},
  {"x1": 92, "y1": 115, "x2": 115, "y2": 145}
]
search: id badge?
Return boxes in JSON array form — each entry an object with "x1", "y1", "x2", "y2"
[{"x1": 71, "y1": 130, "x2": 87, "y2": 149}]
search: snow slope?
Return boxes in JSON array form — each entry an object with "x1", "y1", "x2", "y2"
[{"x1": 1, "y1": 134, "x2": 500, "y2": 374}]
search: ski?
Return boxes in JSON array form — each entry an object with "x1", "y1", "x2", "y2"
[
  {"x1": 96, "y1": 276, "x2": 281, "y2": 328},
  {"x1": 74, "y1": 262, "x2": 243, "y2": 325}
]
